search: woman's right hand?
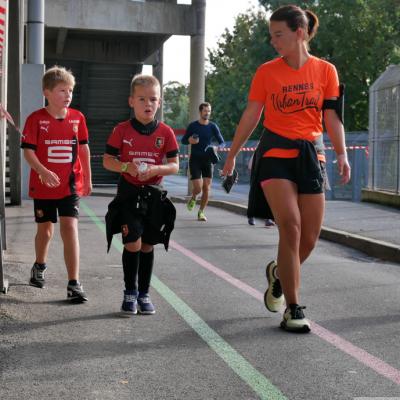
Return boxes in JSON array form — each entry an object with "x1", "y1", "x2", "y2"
[{"x1": 222, "y1": 156, "x2": 236, "y2": 177}]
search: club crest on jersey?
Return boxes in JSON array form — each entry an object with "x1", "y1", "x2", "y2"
[{"x1": 155, "y1": 137, "x2": 164, "y2": 149}]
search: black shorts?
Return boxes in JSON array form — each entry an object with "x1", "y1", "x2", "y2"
[
  {"x1": 189, "y1": 154, "x2": 213, "y2": 180},
  {"x1": 117, "y1": 178, "x2": 168, "y2": 246},
  {"x1": 120, "y1": 208, "x2": 163, "y2": 246},
  {"x1": 33, "y1": 195, "x2": 80, "y2": 223},
  {"x1": 258, "y1": 157, "x2": 326, "y2": 194}
]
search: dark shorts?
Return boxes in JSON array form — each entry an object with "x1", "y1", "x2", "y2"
[
  {"x1": 120, "y1": 208, "x2": 162, "y2": 246},
  {"x1": 117, "y1": 178, "x2": 168, "y2": 246},
  {"x1": 258, "y1": 157, "x2": 327, "y2": 194},
  {"x1": 33, "y1": 195, "x2": 80, "y2": 223},
  {"x1": 189, "y1": 155, "x2": 213, "y2": 180}
]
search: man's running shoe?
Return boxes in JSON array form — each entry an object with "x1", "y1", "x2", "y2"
[
  {"x1": 137, "y1": 294, "x2": 155, "y2": 315},
  {"x1": 198, "y1": 210, "x2": 207, "y2": 221},
  {"x1": 29, "y1": 262, "x2": 47, "y2": 288},
  {"x1": 187, "y1": 197, "x2": 196, "y2": 211},
  {"x1": 121, "y1": 290, "x2": 138, "y2": 317},
  {"x1": 280, "y1": 304, "x2": 311, "y2": 333},
  {"x1": 67, "y1": 282, "x2": 88, "y2": 304},
  {"x1": 264, "y1": 260, "x2": 284, "y2": 312}
]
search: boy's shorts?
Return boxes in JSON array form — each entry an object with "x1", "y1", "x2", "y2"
[
  {"x1": 120, "y1": 208, "x2": 162, "y2": 246},
  {"x1": 189, "y1": 154, "x2": 213, "y2": 180},
  {"x1": 33, "y1": 195, "x2": 80, "y2": 223},
  {"x1": 259, "y1": 157, "x2": 327, "y2": 194}
]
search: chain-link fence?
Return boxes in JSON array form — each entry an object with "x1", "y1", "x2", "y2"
[{"x1": 368, "y1": 64, "x2": 400, "y2": 193}]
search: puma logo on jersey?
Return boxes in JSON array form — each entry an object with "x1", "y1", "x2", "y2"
[
  {"x1": 40, "y1": 126, "x2": 49, "y2": 133},
  {"x1": 123, "y1": 139, "x2": 133, "y2": 147}
]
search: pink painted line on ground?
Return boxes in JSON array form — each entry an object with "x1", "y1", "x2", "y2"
[{"x1": 170, "y1": 239, "x2": 400, "y2": 386}]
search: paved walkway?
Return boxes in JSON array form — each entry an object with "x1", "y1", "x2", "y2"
[
  {"x1": 1, "y1": 181, "x2": 400, "y2": 399},
  {"x1": 93, "y1": 175, "x2": 400, "y2": 263}
]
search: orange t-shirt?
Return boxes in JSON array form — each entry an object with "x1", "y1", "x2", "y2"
[{"x1": 248, "y1": 56, "x2": 339, "y2": 159}]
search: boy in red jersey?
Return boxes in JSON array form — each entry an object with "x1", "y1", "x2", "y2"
[
  {"x1": 103, "y1": 74, "x2": 179, "y2": 316},
  {"x1": 21, "y1": 66, "x2": 92, "y2": 303}
]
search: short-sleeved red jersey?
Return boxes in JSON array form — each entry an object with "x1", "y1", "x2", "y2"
[
  {"x1": 21, "y1": 108, "x2": 89, "y2": 199},
  {"x1": 106, "y1": 120, "x2": 179, "y2": 186}
]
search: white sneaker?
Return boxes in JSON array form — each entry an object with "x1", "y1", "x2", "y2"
[
  {"x1": 280, "y1": 304, "x2": 311, "y2": 333},
  {"x1": 264, "y1": 261, "x2": 284, "y2": 312}
]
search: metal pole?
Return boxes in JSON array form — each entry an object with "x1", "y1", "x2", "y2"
[
  {"x1": 0, "y1": 219, "x2": 8, "y2": 294},
  {"x1": 8, "y1": 0, "x2": 23, "y2": 205},
  {"x1": 0, "y1": 0, "x2": 9, "y2": 294},
  {"x1": 27, "y1": 0, "x2": 45, "y2": 64}
]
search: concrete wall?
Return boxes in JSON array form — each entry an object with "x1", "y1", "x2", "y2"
[{"x1": 45, "y1": 0, "x2": 196, "y2": 35}]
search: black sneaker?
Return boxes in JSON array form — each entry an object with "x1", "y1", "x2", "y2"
[
  {"x1": 280, "y1": 304, "x2": 311, "y2": 333},
  {"x1": 264, "y1": 261, "x2": 284, "y2": 312},
  {"x1": 67, "y1": 282, "x2": 88, "y2": 303},
  {"x1": 29, "y1": 263, "x2": 47, "y2": 288}
]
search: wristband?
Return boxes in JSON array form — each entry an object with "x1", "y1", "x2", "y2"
[{"x1": 120, "y1": 162, "x2": 129, "y2": 173}]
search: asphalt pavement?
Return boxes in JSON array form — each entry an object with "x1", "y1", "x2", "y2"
[
  {"x1": 95, "y1": 175, "x2": 400, "y2": 263},
  {"x1": 1, "y1": 178, "x2": 400, "y2": 399}
]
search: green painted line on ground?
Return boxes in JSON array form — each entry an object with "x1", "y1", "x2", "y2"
[{"x1": 81, "y1": 200, "x2": 287, "y2": 400}]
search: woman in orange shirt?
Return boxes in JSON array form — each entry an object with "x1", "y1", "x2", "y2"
[{"x1": 222, "y1": 4, "x2": 351, "y2": 333}]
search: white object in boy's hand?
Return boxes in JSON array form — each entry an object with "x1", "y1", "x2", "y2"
[{"x1": 138, "y1": 162, "x2": 148, "y2": 173}]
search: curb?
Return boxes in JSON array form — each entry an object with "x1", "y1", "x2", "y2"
[{"x1": 92, "y1": 192, "x2": 400, "y2": 264}]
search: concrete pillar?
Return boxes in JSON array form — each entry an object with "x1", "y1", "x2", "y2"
[
  {"x1": 187, "y1": 0, "x2": 206, "y2": 195},
  {"x1": 21, "y1": 0, "x2": 45, "y2": 199},
  {"x1": 7, "y1": 0, "x2": 23, "y2": 205},
  {"x1": 153, "y1": 47, "x2": 164, "y2": 122},
  {"x1": 189, "y1": 0, "x2": 206, "y2": 122}
]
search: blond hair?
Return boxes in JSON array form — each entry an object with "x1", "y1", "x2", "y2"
[
  {"x1": 42, "y1": 66, "x2": 75, "y2": 91},
  {"x1": 130, "y1": 74, "x2": 160, "y2": 95}
]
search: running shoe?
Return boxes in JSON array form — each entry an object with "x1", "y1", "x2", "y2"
[
  {"x1": 67, "y1": 282, "x2": 88, "y2": 303},
  {"x1": 121, "y1": 290, "x2": 138, "y2": 317},
  {"x1": 198, "y1": 210, "x2": 207, "y2": 221},
  {"x1": 248, "y1": 217, "x2": 256, "y2": 225},
  {"x1": 280, "y1": 304, "x2": 311, "y2": 333},
  {"x1": 29, "y1": 262, "x2": 47, "y2": 288},
  {"x1": 187, "y1": 197, "x2": 196, "y2": 211},
  {"x1": 264, "y1": 260, "x2": 284, "y2": 312},
  {"x1": 137, "y1": 294, "x2": 155, "y2": 315}
]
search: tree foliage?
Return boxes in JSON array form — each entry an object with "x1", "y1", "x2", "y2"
[
  {"x1": 206, "y1": 9, "x2": 274, "y2": 139},
  {"x1": 206, "y1": 0, "x2": 400, "y2": 135},
  {"x1": 163, "y1": 81, "x2": 189, "y2": 128}
]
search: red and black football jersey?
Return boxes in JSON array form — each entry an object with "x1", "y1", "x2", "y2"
[
  {"x1": 106, "y1": 120, "x2": 179, "y2": 186},
  {"x1": 21, "y1": 108, "x2": 89, "y2": 199}
]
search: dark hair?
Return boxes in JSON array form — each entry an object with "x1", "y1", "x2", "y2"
[
  {"x1": 270, "y1": 5, "x2": 319, "y2": 42},
  {"x1": 199, "y1": 102, "x2": 211, "y2": 112}
]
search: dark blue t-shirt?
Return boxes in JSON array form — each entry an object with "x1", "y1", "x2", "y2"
[{"x1": 181, "y1": 121, "x2": 225, "y2": 157}]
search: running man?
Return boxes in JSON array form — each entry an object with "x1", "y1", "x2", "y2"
[{"x1": 181, "y1": 102, "x2": 225, "y2": 222}]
